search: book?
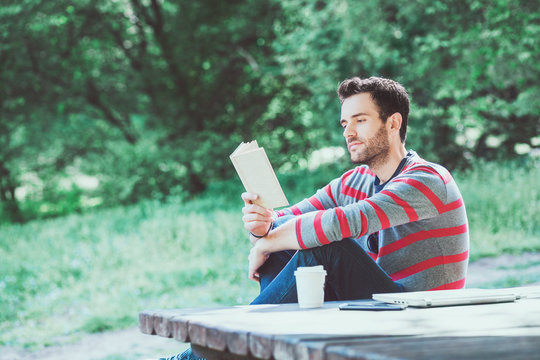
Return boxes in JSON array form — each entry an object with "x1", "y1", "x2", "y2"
[{"x1": 230, "y1": 140, "x2": 289, "y2": 209}]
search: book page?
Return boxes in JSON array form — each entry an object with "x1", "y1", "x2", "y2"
[
  {"x1": 231, "y1": 140, "x2": 259, "y2": 157},
  {"x1": 230, "y1": 143, "x2": 288, "y2": 209}
]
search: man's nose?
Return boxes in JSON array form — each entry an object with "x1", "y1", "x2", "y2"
[{"x1": 343, "y1": 122, "x2": 356, "y2": 138}]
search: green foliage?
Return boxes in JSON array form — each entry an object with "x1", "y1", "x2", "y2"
[
  {"x1": 1, "y1": 0, "x2": 539, "y2": 223},
  {"x1": 271, "y1": 0, "x2": 540, "y2": 168},
  {"x1": 2, "y1": 0, "x2": 539, "y2": 222},
  {"x1": 0, "y1": 0, "x2": 316, "y2": 217}
]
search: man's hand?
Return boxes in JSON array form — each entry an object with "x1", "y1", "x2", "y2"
[
  {"x1": 248, "y1": 241, "x2": 269, "y2": 282},
  {"x1": 241, "y1": 192, "x2": 273, "y2": 242}
]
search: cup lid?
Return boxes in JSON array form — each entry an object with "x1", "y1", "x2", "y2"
[{"x1": 294, "y1": 265, "x2": 326, "y2": 275}]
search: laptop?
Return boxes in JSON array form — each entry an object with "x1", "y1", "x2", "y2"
[{"x1": 372, "y1": 288, "x2": 519, "y2": 308}]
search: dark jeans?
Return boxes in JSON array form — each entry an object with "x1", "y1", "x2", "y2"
[{"x1": 251, "y1": 215, "x2": 402, "y2": 304}]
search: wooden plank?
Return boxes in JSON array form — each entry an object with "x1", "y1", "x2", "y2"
[
  {"x1": 288, "y1": 327, "x2": 540, "y2": 360},
  {"x1": 325, "y1": 335, "x2": 540, "y2": 360},
  {"x1": 226, "y1": 328, "x2": 250, "y2": 356},
  {"x1": 179, "y1": 317, "x2": 252, "y2": 357},
  {"x1": 189, "y1": 320, "x2": 208, "y2": 348},
  {"x1": 139, "y1": 309, "x2": 158, "y2": 335},
  {"x1": 272, "y1": 334, "x2": 309, "y2": 360},
  {"x1": 139, "y1": 306, "x2": 227, "y2": 341},
  {"x1": 153, "y1": 309, "x2": 182, "y2": 338},
  {"x1": 170, "y1": 315, "x2": 190, "y2": 342},
  {"x1": 273, "y1": 334, "x2": 358, "y2": 360},
  {"x1": 274, "y1": 335, "x2": 407, "y2": 360},
  {"x1": 249, "y1": 331, "x2": 274, "y2": 359},
  {"x1": 191, "y1": 344, "x2": 256, "y2": 360},
  {"x1": 206, "y1": 325, "x2": 228, "y2": 351}
]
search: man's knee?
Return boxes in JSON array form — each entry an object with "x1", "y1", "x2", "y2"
[
  {"x1": 296, "y1": 239, "x2": 360, "y2": 263},
  {"x1": 295, "y1": 243, "x2": 331, "y2": 264}
]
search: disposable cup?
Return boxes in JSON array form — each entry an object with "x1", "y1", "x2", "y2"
[{"x1": 294, "y1": 265, "x2": 327, "y2": 308}]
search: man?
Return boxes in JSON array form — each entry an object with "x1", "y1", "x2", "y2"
[
  {"x1": 243, "y1": 76, "x2": 469, "y2": 304},
  {"x1": 162, "y1": 76, "x2": 469, "y2": 359}
]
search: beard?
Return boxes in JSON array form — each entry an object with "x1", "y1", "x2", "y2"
[{"x1": 348, "y1": 124, "x2": 390, "y2": 168}]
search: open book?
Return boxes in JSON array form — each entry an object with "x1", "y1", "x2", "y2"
[{"x1": 230, "y1": 140, "x2": 289, "y2": 209}]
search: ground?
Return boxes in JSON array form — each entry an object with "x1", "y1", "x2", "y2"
[
  {"x1": 1, "y1": 252, "x2": 539, "y2": 360},
  {"x1": 0, "y1": 328, "x2": 189, "y2": 360}
]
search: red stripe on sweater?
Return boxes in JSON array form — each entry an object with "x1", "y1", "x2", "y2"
[
  {"x1": 429, "y1": 278, "x2": 466, "y2": 291},
  {"x1": 341, "y1": 169, "x2": 354, "y2": 187},
  {"x1": 379, "y1": 190, "x2": 419, "y2": 222},
  {"x1": 367, "y1": 251, "x2": 378, "y2": 261},
  {"x1": 393, "y1": 177, "x2": 464, "y2": 215},
  {"x1": 335, "y1": 207, "x2": 351, "y2": 238},
  {"x1": 308, "y1": 196, "x2": 325, "y2": 211},
  {"x1": 356, "y1": 166, "x2": 375, "y2": 176},
  {"x1": 275, "y1": 210, "x2": 285, "y2": 217},
  {"x1": 360, "y1": 211, "x2": 368, "y2": 236},
  {"x1": 443, "y1": 198, "x2": 464, "y2": 213},
  {"x1": 324, "y1": 184, "x2": 337, "y2": 206},
  {"x1": 401, "y1": 164, "x2": 413, "y2": 173},
  {"x1": 392, "y1": 178, "x2": 445, "y2": 213},
  {"x1": 291, "y1": 205, "x2": 302, "y2": 216},
  {"x1": 341, "y1": 169, "x2": 368, "y2": 200},
  {"x1": 365, "y1": 199, "x2": 391, "y2": 229},
  {"x1": 378, "y1": 224, "x2": 468, "y2": 258},
  {"x1": 402, "y1": 166, "x2": 452, "y2": 185},
  {"x1": 402, "y1": 160, "x2": 427, "y2": 173},
  {"x1": 390, "y1": 250, "x2": 469, "y2": 281},
  {"x1": 314, "y1": 211, "x2": 330, "y2": 245},
  {"x1": 342, "y1": 185, "x2": 369, "y2": 201},
  {"x1": 296, "y1": 218, "x2": 307, "y2": 249}
]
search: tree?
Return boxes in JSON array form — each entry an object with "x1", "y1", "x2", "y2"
[
  {"x1": 0, "y1": 0, "x2": 318, "y2": 220},
  {"x1": 269, "y1": 0, "x2": 540, "y2": 168},
  {"x1": 2, "y1": 0, "x2": 538, "y2": 222}
]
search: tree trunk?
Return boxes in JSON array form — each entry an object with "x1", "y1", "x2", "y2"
[{"x1": 0, "y1": 165, "x2": 23, "y2": 223}]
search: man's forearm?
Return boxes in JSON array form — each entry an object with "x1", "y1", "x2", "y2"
[{"x1": 256, "y1": 218, "x2": 301, "y2": 254}]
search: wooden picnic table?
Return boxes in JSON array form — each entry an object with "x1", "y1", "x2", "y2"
[{"x1": 139, "y1": 287, "x2": 540, "y2": 360}]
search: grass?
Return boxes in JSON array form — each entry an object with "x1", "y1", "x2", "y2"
[
  {"x1": 0, "y1": 199, "x2": 256, "y2": 348},
  {"x1": 497, "y1": 259, "x2": 540, "y2": 271},
  {"x1": 0, "y1": 159, "x2": 538, "y2": 349},
  {"x1": 456, "y1": 160, "x2": 540, "y2": 260},
  {"x1": 481, "y1": 274, "x2": 540, "y2": 289}
]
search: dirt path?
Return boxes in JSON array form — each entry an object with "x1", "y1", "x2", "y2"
[
  {"x1": 0, "y1": 328, "x2": 189, "y2": 360},
  {"x1": 2, "y1": 252, "x2": 540, "y2": 360},
  {"x1": 465, "y1": 252, "x2": 540, "y2": 288}
]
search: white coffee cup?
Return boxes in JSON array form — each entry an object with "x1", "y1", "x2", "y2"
[{"x1": 294, "y1": 265, "x2": 327, "y2": 308}]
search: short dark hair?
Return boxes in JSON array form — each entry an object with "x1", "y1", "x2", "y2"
[{"x1": 337, "y1": 76, "x2": 409, "y2": 143}]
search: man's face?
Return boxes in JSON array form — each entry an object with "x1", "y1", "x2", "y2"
[{"x1": 340, "y1": 93, "x2": 390, "y2": 166}]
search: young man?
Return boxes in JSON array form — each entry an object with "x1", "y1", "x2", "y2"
[
  {"x1": 243, "y1": 76, "x2": 469, "y2": 303},
  {"x1": 162, "y1": 76, "x2": 469, "y2": 359}
]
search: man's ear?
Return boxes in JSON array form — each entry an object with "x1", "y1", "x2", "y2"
[{"x1": 387, "y1": 112, "x2": 402, "y2": 136}]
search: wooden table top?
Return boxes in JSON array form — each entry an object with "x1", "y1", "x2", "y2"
[{"x1": 140, "y1": 288, "x2": 540, "y2": 360}]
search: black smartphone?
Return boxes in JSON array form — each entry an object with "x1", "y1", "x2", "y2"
[{"x1": 338, "y1": 302, "x2": 407, "y2": 311}]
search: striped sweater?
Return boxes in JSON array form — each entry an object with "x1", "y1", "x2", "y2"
[{"x1": 275, "y1": 150, "x2": 469, "y2": 291}]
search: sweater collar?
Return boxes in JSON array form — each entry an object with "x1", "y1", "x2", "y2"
[{"x1": 373, "y1": 150, "x2": 416, "y2": 192}]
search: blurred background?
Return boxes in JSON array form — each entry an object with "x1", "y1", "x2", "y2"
[{"x1": 1, "y1": 0, "x2": 539, "y2": 357}]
